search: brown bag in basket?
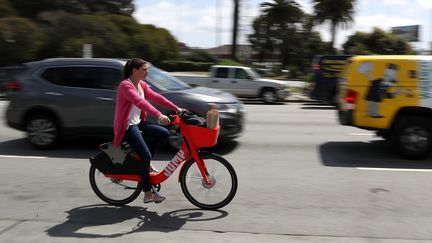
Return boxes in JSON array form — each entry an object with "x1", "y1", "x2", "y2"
[{"x1": 206, "y1": 107, "x2": 219, "y2": 129}]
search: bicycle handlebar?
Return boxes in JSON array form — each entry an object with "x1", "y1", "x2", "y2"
[{"x1": 168, "y1": 109, "x2": 195, "y2": 124}]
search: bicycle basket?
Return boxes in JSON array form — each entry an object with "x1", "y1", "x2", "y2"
[{"x1": 184, "y1": 124, "x2": 220, "y2": 148}]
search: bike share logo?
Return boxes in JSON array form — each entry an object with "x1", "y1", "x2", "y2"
[{"x1": 163, "y1": 149, "x2": 186, "y2": 177}]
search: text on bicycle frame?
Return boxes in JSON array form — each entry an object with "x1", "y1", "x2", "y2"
[{"x1": 163, "y1": 149, "x2": 186, "y2": 177}]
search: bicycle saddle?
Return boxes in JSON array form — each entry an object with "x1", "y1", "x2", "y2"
[{"x1": 99, "y1": 142, "x2": 130, "y2": 166}]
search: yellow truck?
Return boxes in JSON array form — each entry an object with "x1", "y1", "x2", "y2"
[{"x1": 337, "y1": 55, "x2": 432, "y2": 159}]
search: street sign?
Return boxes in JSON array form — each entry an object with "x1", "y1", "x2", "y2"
[{"x1": 391, "y1": 25, "x2": 420, "y2": 42}]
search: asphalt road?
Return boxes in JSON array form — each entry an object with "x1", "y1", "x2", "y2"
[{"x1": 1, "y1": 100, "x2": 432, "y2": 243}]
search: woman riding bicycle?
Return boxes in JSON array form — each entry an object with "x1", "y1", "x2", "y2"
[{"x1": 113, "y1": 58, "x2": 184, "y2": 204}]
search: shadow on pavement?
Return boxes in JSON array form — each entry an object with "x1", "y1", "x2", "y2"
[
  {"x1": 0, "y1": 137, "x2": 240, "y2": 160},
  {"x1": 319, "y1": 140, "x2": 432, "y2": 169},
  {"x1": 0, "y1": 137, "x2": 105, "y2": 159},
  {"x1": 46, "y1": 204, "x2": 228, "y2": 238}
]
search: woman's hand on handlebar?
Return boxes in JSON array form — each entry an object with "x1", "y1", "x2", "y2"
[
  {"x1": 176, "y1": 108, "x2": 188, "y2": 114},
  {"x1": 157, "y1": 114, "x2": 171, "y2": 125}
]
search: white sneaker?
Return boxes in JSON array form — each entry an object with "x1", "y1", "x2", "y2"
[{"x1": 143, "y1": 193, "x2": 166, "y2": 204}]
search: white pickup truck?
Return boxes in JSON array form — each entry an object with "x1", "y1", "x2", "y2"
[{"x1": 173, "y1": 65, "x2": 290, "y2": 103}]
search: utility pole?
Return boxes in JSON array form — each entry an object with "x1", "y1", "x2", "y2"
[
  {"x1": 216, "y1": 0, "x2": 222, "y2": 47},
  {"x1": 231, "y1": 0, "x2": 239, "y2": 61}
]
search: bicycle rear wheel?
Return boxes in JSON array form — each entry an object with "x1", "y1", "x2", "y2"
[
  {"x1": 180, "y1": 152, "x2": 237, "y2": 210},
  {"x1": 89, "y1": 165, "x2": 142, "y2": 206}
]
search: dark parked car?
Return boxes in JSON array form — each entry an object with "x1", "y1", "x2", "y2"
[
  {"x1": 5, "y1": 58, "x2": 245, "y2": 150},
  {"x1": 309, "y1": 55, "x2": 352, "y2": 105}
]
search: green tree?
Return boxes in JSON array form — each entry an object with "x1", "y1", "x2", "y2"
[
  {"x1": 1, "y1": 1, "x2": 178, "y2": 65},
  {"x1": 130, "y1": 31, "x2": 158, "y2": 62},
  {"x1": 84, "y1": 0, "x2": 134, "y2": 15},
  {"x1": 135, "y1": 24, "x2": 178, "y2": 63},
  {"x1": 9, "y1": 0, "x2": 86, "y2": 18},
  {"x1": 0, "y1": 0, "x2": 16, "y2": 17},
  {"x1": 295, "y1": 14, "x2": 330, "y2": 74},
  {"x1": 249, "y1": 2, "x2": 330, "y2": 77},
  {"x1": 181, "y1": 50, "x2": 216, "y2": 63},
  {"x1": 155, "y1": 28, "x2": 178, "y2": 61},
  {"x1": 248, "y1": 15, "x2": 273, "y2": 62},
  {"x1": 36, "y1": 11, "x2": 129, "y2": 58},
  {"x1": 258, "y1": 0, "x2": 303, "y2": 67},
  {"x1": 343, "y1": 28, "x2": 414, "y2": 55},
  {"x1": 312, "y1": 0, "x2": 356, "y2": 51},
  {"x1": 260, "y1": 0, "x2": 303, "y2": 32},
  {"x1": 9, "y1": 0, "x2": 133, "y2": 18},
  {"x1": 0, "y1": 17, "x2": 45, "y2": 65}
]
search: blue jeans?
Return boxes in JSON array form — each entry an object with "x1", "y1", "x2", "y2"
[{"x1": 122, "y1": 121, "x2": 169, "y2": 192}]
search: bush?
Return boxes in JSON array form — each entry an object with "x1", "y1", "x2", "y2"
[
  {"x1": 159, "y1": 60, "x2": 214, "y2": 72},
  {"x1": 217, "y1": 59, "x2": 244, "y2": 66},
  {"x1": 0, "y1": 17, "x2": 45, "y2": 65},
  {"x1": 182, "y1": 50, "x2": 216, "y2": 63}
]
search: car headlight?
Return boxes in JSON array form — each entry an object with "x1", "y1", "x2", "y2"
[{"x1": 211, "y1": 103, "x2": 242, "y2": 113}]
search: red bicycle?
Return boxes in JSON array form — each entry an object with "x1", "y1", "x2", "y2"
[{"x1": 89, "y1": 111, "x2": 238, "y2": 210}]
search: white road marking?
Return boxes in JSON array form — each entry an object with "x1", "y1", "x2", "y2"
[
  {"x1": 0, "y1": 155, "x2": 47, "y2": 159},
  {"x1": 357, "y1": 167, "x2": 432, "y2": 172},
  {"x1": 348, "y1": 133, "x2": 374, "y2": 136}
]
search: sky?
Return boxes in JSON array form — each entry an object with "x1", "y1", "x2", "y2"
[{"x1": 133, "y1": 0, "x2": 432, "y2": 51}]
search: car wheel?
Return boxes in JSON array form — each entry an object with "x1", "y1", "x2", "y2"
[
  {"x1": 261, "y1": 88, "x2": 276, "y2": 104},
  {"x1": 26, "y1": 114, "x2": 61, "y2": 149},
  {"x1": 392, "y1": 117, "x2": 431, "y2": 160},
  {"x1": 166, "y1": 124, "x2": 183, "y2": 151}
]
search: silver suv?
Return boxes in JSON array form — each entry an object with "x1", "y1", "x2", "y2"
[{"x1": 5, "y1": 58, "x2": 245, "y2": 149}]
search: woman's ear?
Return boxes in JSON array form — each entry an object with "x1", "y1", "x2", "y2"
[{"x1": 131, "y1": 68, "x2": 137, "y2": 76}]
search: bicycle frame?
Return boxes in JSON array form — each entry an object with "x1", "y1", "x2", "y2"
[{"x1": 104, "y1": 115, "x2": 215, "y2": 186}]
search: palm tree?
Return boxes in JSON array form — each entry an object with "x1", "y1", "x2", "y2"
[
  {"x1": 231, "y1": 0, "x2": 239, "y2": 61},
  {"x1": 260, "y1": 0, "x2": 302, "y2": 32},
  {"x1": 259, "y1": 0, "x2": 302, "y2": 66},
  {"x1": 312, "y1": 0, "x2": 356, "y2": 50}
]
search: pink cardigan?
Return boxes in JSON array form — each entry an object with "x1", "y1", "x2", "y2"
[{"x1": 113, "y1": 79, "x2": 179, "y2": 146}]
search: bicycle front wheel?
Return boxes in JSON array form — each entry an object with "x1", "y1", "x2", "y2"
[
  {"x1": 180, "y1": 152, "x2": 238, "y2": 210},
  {"x1": 89, "y1": 165, "x2": 142, "y2": 206}
]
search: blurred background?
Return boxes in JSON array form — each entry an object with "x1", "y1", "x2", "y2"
[{"x1": 0, "y1": 0, "x2": 427, "y2": 80}]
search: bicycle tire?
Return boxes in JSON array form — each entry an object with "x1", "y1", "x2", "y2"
[
  {"x1": 89, "y1": 165, "x2": 142, "y2": 206},
  {"x1": 180, "y1": 152, "x2": 238, "y2": 210}
]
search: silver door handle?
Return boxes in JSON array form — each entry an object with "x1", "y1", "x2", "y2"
[
  {"x1": 96, "y1": 97, "x2": 113, "y2": 101},
  {"x1": 45, "y1": 92, "x2": 63, "y2": 96}
]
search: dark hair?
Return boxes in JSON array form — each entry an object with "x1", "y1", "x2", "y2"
[{"x1": 123, "y1": 58, "x2": 146, "y2": 79}]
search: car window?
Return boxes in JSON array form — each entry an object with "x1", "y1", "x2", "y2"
[
  {"x1": 41, "y1": 66, "x2": 122, "y2": 90},
  {"x1": 247, "y1": 68, "x2": 261, "y2": 79},
  {"x1": 234, "y1": 69, "x2": 249, "y2": 79},
  {"x1": 145, "y1": 66, "x2": 190, "y2": 91},
  {"x1": 215, "y1": 68, "x2": 229, "y2": 78}
]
